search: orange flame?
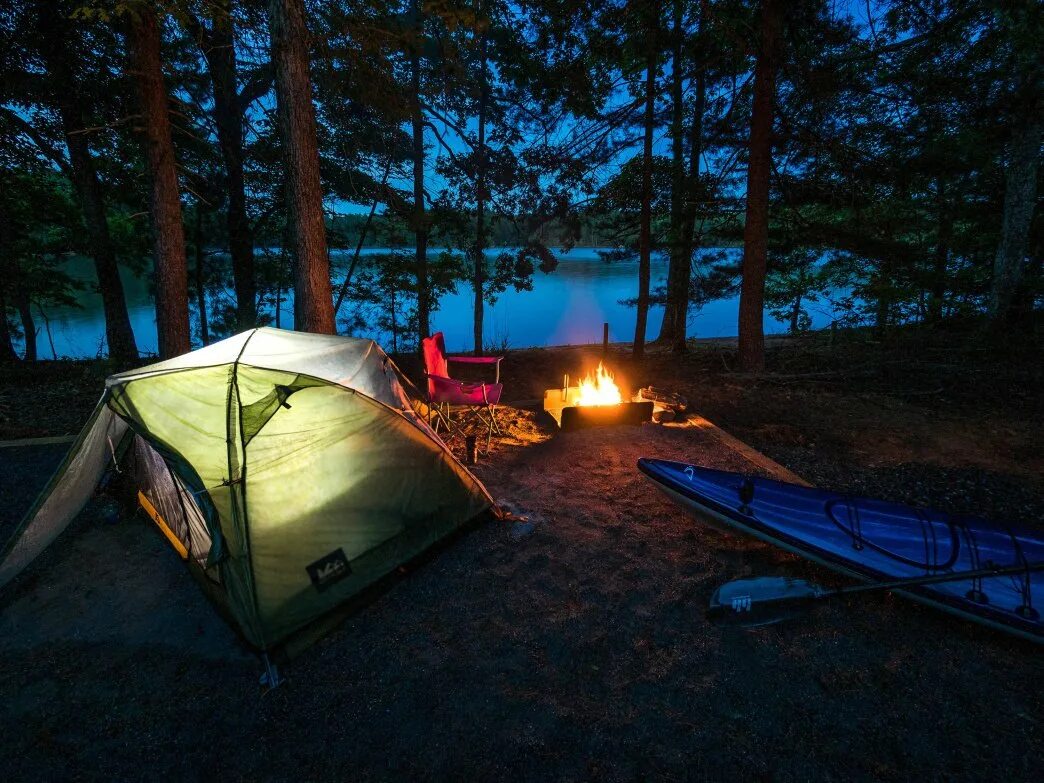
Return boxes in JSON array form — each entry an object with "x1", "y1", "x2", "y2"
[{"x1": 576, "y1": 362, "x2": 623, "y2": 406}]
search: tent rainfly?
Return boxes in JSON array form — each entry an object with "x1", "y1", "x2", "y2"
[{"x1": 0, "y1": 328, "x2": 495, "y2": 662}]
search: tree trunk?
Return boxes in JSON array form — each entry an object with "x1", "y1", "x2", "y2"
[
  {"x1": 633, "y1": 11, "x2": 657, "y2": 359},
  {"x1": 874, "y1": 258, "x2": 893, "y2": 335},
  {"x1": 38, "y1": 1, "x2": 138, "y2": 362},
  {"x1": 269, "y1": 0, "x2": 335, "y2": 334},
  {"x1": 194, "y1": 206, "x2": 210, "y2": 344},
  {"x1": 60, "y1": 111, "x2": 140, "y2": 363},
  {"x1": 789, "y1": 291, "x2": 802, "y2": 334},
  {"x1": 929, "y1": 177, "x2": 950, "y2": 323},
  {"x1": 473, "y1": 19, "x2": 489, "y2": 355},
  {"x1": 0, "y1": 197, "x2": 19, "y2": 361},
  {"x1": 198, "y1": 0, "x2": 256, "y2": 330},
  {"x1": 674, "y1": 67, "x2": 706, "y2": 353},
  {"x1": 390, "y1": 287, "x2": 398, "y2": 354},
  {"x1": 411, "y1": 0, "x2": 430, "y2": 343},
  {"x1": 736, "y1": 0, "x2": 781, "y2": 373},
  {"x1": 0, "y1": 286, "x2": 16, "y2": 362},
  {"x1": 37, "y1": 305, "x2": 57, "y2": 359},
  {"x1": 129, "y1": 7, "x2": 191, "y2": 359},
  {"x1": 14, "y1": 285, "x2": 36, "y2": 362},
  {"x1": 657, "y1": 0, "x2": 686, "y2": 347},
  {"x1": 333, "y1": 163, "x2": 388, "y2": 317},
  {"x1": 785, "y1": 275, "x2": 801, "y2": 334},
  {"x1": 990, "y1": 111, "x2": 1041, "y2": 322},
  {"x1": 875, "y1": 292, "x2": 890, "y2": 334}
]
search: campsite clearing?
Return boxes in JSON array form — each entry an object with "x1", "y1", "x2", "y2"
[
  {"x1": 1, "y1": 333, "x2": 1043, "y2": 780},
  {"x1": 2, "y1": 403, "x2": 1043, "y2": 780}
]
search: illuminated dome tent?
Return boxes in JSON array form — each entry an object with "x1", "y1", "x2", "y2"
[{"x1": 0, "y1": 328, "x2": 495, "y2": 661}]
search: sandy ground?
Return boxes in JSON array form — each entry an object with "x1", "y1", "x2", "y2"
[{"x1": 1, "y1": 405, "x2": 1041, "y2": 781}]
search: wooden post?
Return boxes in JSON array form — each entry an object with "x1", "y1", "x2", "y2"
[{"x1": 603, "y1": 322, "x2": 609, "y2": 355}]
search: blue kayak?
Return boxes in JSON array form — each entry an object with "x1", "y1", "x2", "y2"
[{"x1": 638, "y1": 458, "x2": 1044, "y2": 643}]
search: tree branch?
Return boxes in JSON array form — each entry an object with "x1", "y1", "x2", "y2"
[{"x1": 0, "y1": 107, "x2": 72, "y2": 176}]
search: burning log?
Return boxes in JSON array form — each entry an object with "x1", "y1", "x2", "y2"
[{"x1": 638, "y1": 386, "x2": 688, "y2": 413}]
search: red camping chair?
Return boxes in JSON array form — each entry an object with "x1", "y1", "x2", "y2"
[{"x1": 421, "y1": 332, "x2": 504, "y2": 448}]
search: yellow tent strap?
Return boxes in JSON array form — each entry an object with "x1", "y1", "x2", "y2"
[{"x1": 137, "y1": 491, "x2": 189, "y2": 560}]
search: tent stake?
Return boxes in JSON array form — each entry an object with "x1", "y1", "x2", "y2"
[{"x1": 259, "y1": 654, "x2": 284, "y2": 690}]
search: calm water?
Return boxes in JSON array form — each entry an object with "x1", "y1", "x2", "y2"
[{"x1": 19, "y1": 247, "x2": 842, "y2": 358}]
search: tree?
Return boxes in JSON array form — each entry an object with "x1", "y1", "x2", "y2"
[
  {"x1": 426, "y1": 0, "x2": 575, "y2": 354},
  {"x1": 183, "y1": 0, "x2": 258, "y2": 331},
  {"x1": 765, "y1": 248, "x2": 829, "y2": 333},
  {"x1": 409, "y1": 0, "x2": 431, "y2": 342},
  {"x1": 269, "y1": 0, "x2": 335, "y2": 334},
  {"x1": 990, "y1": 0, "x2": 1041, "y2": 323},
  {"x1": 657, "y1": 0, "x2": 702, "y2": 352},
  {"x1": 15, "y1": 1, "x2": 140, "y2": 362},
  {"x1": 0, "y1": 164, "x2": 82, "y2": 361},
  {"x1": 632, "y1": 2, "x2": 657, "y2": 359},
  {"x1": 471, "y1": 5, "x2": 490, "y2": 355},
  {"x1": 736, "y1": 0, "x2": 781, "y2": 372},
  {"x1": 0, "y1": 178, "x2": 23, "y2": 361},
  {"x1": 128, "y1": 3, "x2": 191, "y2": 358},
  {"x1": 990, "y1": 110, "x2": 1041, "y2": 322},
  {"x1": 1, "y1": 0, "x2": 1039, "y2": 367}
]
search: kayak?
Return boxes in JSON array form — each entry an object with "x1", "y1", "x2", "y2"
[{"x1": 637, "y1": 458, "x2": 1044, "y2": 643}]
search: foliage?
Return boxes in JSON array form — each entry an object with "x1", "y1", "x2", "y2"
[{"x1": 0, "y1": 0, "x2": 1039, "y2": 358}]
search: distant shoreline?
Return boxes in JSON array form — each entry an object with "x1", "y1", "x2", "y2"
[{"x1": 217, "y1": 243, "x2": 744, "y2": 254}]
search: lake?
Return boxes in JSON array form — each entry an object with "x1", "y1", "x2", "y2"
[{"x1": 18, "y1": 247, "x2": 842, "y2": 358}]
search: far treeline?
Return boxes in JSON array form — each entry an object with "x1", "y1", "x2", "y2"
[
  {"x1": 0, "y1": 0, "x2": 1039, "y2": 369},
  {"x1": 320, "y1": 213, "x2": 735, "y2": 251}
]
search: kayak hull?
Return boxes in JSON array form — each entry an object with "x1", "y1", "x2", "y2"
[{"x1": 638, "y1": 458, "x2": 1044, "y2": 644}]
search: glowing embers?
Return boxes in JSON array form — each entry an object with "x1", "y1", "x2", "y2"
[{"x1": 543, "y1": 362, "x2": 653, "y2": 431}]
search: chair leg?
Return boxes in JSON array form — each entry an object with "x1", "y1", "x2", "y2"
[
  {"x1": 460, "y1": 405, "x2": 501, "y2": 451},
  {"x1": 428, "y1": 402, "x2": 456, "y2": 436}
]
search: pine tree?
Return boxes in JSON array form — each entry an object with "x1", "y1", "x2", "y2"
[
  {"x1": 737, "y1": 0, "x2": 781, "y2": 373},
  {"x1": 183, "y1": 0, "x2": 257, "y2": 331},
  {"x1": 632, "y1": 1, "x2": 658, "y2": 359},
  {"x1": 269, "y1": 0, "x2": 335, "y2": 334},
  {"x1": 129, "y1": 4, "x2": 191, "y2": 358}
]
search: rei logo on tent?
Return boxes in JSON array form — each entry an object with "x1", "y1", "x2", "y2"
[{"x1": 306, "y1": 548, "x2": 352, "y2": 592}]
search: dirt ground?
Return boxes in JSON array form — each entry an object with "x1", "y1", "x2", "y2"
[{"x1": 1, "y1": 329, "x2": 1042, "y2": 781}]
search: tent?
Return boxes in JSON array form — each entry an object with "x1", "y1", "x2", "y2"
[{"x1": 0, "y1": 328, "x2": 495, "y2": 659}]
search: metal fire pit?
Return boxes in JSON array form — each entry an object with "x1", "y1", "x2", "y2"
[{"x1": 543, "y1": 387, "x2": 654, "y2": 431}]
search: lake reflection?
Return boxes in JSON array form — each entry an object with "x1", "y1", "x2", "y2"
[{"x1": 17, "y1": 247, "x2": 840, "y2": 358}]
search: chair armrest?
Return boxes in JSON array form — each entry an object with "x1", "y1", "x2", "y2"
[
  {"x1": 447, "y1": 355, "x2": 502, "y2": 364},
  {"x1": 426, "y1": 373, "x2": 490, "y2": 390},
  {"x1": 447, "y1": 355, "x2": 503, "y2": 383}
]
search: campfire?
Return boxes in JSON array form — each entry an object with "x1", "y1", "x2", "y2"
[
  {"x1": 543, "y1": 361, "x2": 653, "y2": 431},
  {"x1": 576, "y1": 362, "x2": 623, "y2": 407}
]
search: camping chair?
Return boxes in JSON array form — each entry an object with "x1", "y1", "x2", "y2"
[{"x1": 421, "y1": 332, "x2": 504, "y2": 449}]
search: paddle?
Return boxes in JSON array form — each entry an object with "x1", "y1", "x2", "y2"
[{"x1": 707, "y1": 562, "x2": 1044, "y2": 628}]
